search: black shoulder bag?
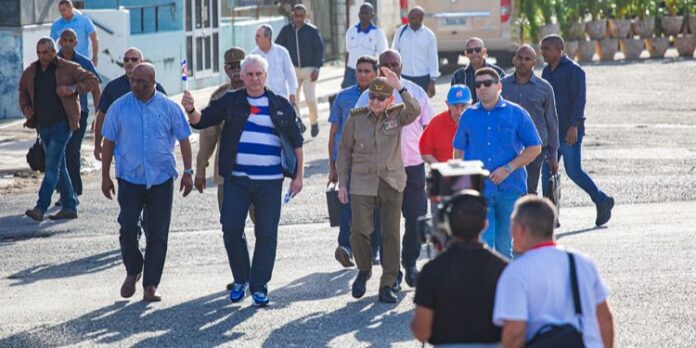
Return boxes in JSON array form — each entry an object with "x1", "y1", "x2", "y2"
[
  {"x1": 26, "y1": 133, "x2": 45, "y2": 172},
  {"x1": 526, "y1": 252, "x2": 585, "y2": 348}
]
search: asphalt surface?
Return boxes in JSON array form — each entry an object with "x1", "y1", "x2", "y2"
[{"x1": 1, "y1": 59, "x2": 696, "y2": 347}]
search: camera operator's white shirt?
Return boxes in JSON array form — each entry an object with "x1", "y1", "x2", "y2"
[{"x1": 493, "y1": 245, "x2": 609, "y2": 348}]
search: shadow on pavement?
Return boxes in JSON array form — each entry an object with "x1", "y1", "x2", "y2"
[
  {"x1": 0, "y1": 212, "x2": 73, "y2": 241},
  {"x1": 0, "y1": 270, "x2": 379, "y2": 346},
  {"x1": 556, "y1": 226, "x2": 606, "y2": 240},
  {"x1": 7, "y1": 249, "x2": 121, "y2": 286}
]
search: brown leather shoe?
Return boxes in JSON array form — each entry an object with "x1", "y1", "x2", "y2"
[
  {"x1": 25, "y1": 208, "x2": 44, "y2": 222},
  {"x1": 143, "y1": 286, "x2": 162, "y2": 302},
  {"x1": 48, "y1": 210, "x2": 78, "y2": 220},
  {"x1": 120, "y1": 273, "x2": 141, "y2": 298}
]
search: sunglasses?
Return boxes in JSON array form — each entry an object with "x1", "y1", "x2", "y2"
[
  {"x1": 475, "y1": 79, "x2": 498, "y2": 89},
  {"x1": 123, "y1": 57, "x2": 140, "y2": 63},
  {"x1": 368, "y1": 93, "x2": 388, "y2": 102},
  {"x1": 466, "y1": 47, "x2": 483, "y2": 54},
  {"x1": 225, "y1": 62, "x2": 241, "y2": 69}
]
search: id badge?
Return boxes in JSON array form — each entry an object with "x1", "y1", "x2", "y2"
[{"x1": 383, "y1": 118, "x2": 399, "y2": 130}]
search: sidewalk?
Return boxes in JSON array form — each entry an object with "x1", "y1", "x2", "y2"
[{"x1": 0, "y1": 62, "x2": 345, "y2": 176}]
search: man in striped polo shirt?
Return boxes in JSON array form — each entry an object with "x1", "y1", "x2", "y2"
[{"x1": 182, "y1": 55, "x2": 304, "y2": 307}]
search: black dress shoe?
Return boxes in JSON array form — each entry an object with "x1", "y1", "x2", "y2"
[
  {"x1": 378, "y1": 286, "x2": 397, "y2": 303},
  {"x1": 351, "y1": 270, "x2": 371, "y2": 299},
  {"x1": 311, "y1": 124, "x2": 319, "y2": 138},
  {"x1": 595, "y1": 197, "x2": 615, "y2": 226},
  {"x1": 392, "y1": 270, "x2": 403, "y2": 293},
  {"x1": 25, "y1": 208, "x2": 44, "y2": 222},
  {"x1": 49, "y1": 210, "x2": 78, "y2": 220},
  {"x1": 404, "y1": 265, "x2": 419, "y2": 288}
]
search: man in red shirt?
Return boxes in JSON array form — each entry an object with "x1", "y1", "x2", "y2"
[{"x1": 419, "y1": 85, "x2": 472, "y2": 164}]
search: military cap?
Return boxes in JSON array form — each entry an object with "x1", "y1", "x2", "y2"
[
  {"x1": 368, "y1": 77, "x2": 394, "y2": 97},
  {"x1": 224, "y1": 47, "x2": 246, "y2": 63}
]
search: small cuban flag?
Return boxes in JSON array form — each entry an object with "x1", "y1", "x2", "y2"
[{"x1": 181, "y1": 59, "x2": 188, "y2": 90}]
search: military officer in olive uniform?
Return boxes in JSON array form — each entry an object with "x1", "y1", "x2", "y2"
[{"x1": 337, "y1": 68, "x2": 421, "y2": 303}]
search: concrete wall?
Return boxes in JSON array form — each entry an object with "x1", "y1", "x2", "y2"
[
  {"x1": 0, "y1": 29, "x2": 23, "y2": 119},
  {"x1": 85, "y1": 0, "x2": 184, "y2": 33},
  {"x1": 128, "y1": 31, "x2": 188, "y2": 94},
  {"x1": 82, "y1": 9, "x2": 129, "y2": 81}
]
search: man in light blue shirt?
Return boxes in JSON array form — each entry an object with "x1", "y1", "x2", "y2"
[
  {"x1": 101, "y1": 63, "x2": 193, "y2": 302},
  {"x1": 51, "y1": 0, "x2": 99, "y2": 66},
  {"x1": 453, "y1": 67, "x2": 541, "y2": 259}
]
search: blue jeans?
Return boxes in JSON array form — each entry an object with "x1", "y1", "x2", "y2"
[
  {"x1": 117, "y1": 178, "x2": 174, "y2": 287},
  {"x1": 338, "y1": 201, "x2": 381, "y2": 259},
  {"x1": 341, "y1": 67, "x2": 357, "y2": 89},
  {"x1": 65, "y1": 112, "x2": 88, "y2": 196},
  {"x1": 36, "y1": 121, "x2": 76, "y2": 213},
  {"x1": 482, "y1": 191, "x2": 520, "y2": 259},
  {"x1": 542, "y1": 131, "x2": 608, "y2": 204},
  {"x1": 221, "y1": 176, "x2": 282, "y2": 295}
]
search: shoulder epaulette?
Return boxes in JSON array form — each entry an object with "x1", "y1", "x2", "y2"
[
  {"x1": 350, "y1": 106, "x2": 369, "y2": 116},
  {"x1": 386, "y1": 103, "x2": 405, "y2": 113}
]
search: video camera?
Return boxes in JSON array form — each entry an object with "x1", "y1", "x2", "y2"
[{"x1": 418, "y1": 160, "x2": 489, "y2": 257}]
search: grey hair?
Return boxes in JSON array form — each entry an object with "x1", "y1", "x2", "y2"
[
  {"x1": 123, "y1": 47, "x2": 144, "y2": 60},
  {"x1": 241, "y1": 54, "x2": 269, "y2": 74},
  {"x1": 258, "y1": 24, "x2": 273, "y2": 39},
  {"x1": 37, "y1": 37, "x2": 56, "y2": 51},
  {"x1": 466, "y1": 37, "x2": 485, "y2": 48}
]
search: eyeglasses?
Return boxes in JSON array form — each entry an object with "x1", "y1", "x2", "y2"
[
  {"x1": 123, "y1": 57, "x2": 140, "y2": 63},
  {"x1": 465, "y1": 47, "x2": 483, "y2": 54},
  {"x1": 474, "y1": 79, "x2": 498, "y2": 89},
  {"x1": 368, "y1": 93, "x2": 388, "y2": 101},
  {"x1": 225, "y1": 62, "x2": 241, "y2": 69}
]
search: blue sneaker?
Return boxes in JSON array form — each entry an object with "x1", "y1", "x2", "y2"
[
  {"x1": 229, "y1": 282, "x2": 248, "y2": 303},
  {"x1": 251, "y1": 291, "x2": 270, "y2": 307}
]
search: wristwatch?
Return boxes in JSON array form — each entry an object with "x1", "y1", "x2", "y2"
[
  {"x1": 503, "y1": 163, "x2": 514, "y2": 173},
  {"x1": 398, "y1": 87, "x2": 407, "y2": 94},
  {"x1": 186, "y1": 107, "x2": 196, "y2": 114},
  {"x1": 183, "y1": 168, "x2": 193, "y2": 176}
]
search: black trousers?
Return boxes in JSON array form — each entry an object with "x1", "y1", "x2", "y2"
[
  {"x1": 401, "y1": 164, "x2": 427, "y2": 267},
  {"x1": 117, "y1": 178, "x2": 173, "y2": 288},
  {"x1": 526, "y1": 153, "x2": 545, "y2": 195}
]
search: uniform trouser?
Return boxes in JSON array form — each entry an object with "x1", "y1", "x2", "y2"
[
  {"x1": 350, "y1": 179, "x2": 403, "y2": 288},
  {"x1": 295, "y1": 67, "x2": 319, "y2": 125},
  {"x1": 402, "y1": 164, "x2": 428, "y2": 267},
  {"x1": 221, "y1": 176, "x2": 282, "y2": 295},
  {"x1": 402, "y1": 75, "x2": 431, "y2": 93},
  {"x1": 526, "y1": 152, "x2": 545, "y2": 195},
  {"x1": 36, "y1": 121, "x2": 76, "y2": 213},
  {"x1": 65, "y1": 111, "x2": 88, "y2": 196},
  {"x1": 117, "y1": 178, "x2": 173, "y2": 288}
]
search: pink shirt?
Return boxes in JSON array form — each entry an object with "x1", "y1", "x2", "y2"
[{"x1": 355, "y1": 78, "x2": 434, "y2": 166}]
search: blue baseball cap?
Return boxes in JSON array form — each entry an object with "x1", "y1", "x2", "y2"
[{"x1": 447, "y1": 85, "x2": 472, "y2": 105}]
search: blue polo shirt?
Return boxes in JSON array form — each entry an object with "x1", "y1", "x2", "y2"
[
  {"x1": 58, "y1": 51, "x2": 99, "y2": 115},
  {"x1": 97, "y1": 74, "x2": 167, "y2": 114},
  {"x1": 328, "y1": 84, "x2": 365, "y2": 160},
  {"x1": 101, "y1": 91, "x2": 191, "y2": 188},
  {"x1": 452, "y1": 97, "x2": 541, "y2": 196},
  {"x1": 50, "y1": 10, "x2": 96, "y2": 58},
  {"x1": 541, "y1": 55, "x2": 586, "y2": 134}
]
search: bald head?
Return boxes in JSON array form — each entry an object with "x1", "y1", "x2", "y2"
[
  {"x1": 130, "y1": 63, "x2": 157, "y2": 101},
  {"x1": 132, "y1": 63, "x2": 156, "y2": 79},
  {"x1": 408, "y1": 6, "x2": 425, "y2": 30},
  {"x1": 516, "y1": 44, "x2": 536, "y2": 57},
  {"x1": 60, "y1": 28, "x2": 77, "y2": 40},
  {"x1": 379, "y1": 49, "x2": 402, "y2": 77}
]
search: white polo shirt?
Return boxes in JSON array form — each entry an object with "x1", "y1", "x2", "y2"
[
  {"x1": 493, "y1": 244, "x2": 609, "y2": 348},
  {"x1": 250, "y1": 44, "x2": 298, "y2": 98},
  {"x1": 392, "y1": 24, "x2": 440, "y2": 79},
  {"x1": 345, "y1": 22, "x2": 388, "y2": 69}
]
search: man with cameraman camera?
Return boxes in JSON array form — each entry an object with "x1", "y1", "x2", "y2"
[{"x1": 411, "y1": 192, "x2": 508, "y2": 346}]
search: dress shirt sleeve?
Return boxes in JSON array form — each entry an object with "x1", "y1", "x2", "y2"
[
  {"x1": 101, "y1": 103, "x2": 120, "y2": 142},
  {"x1": 569, "y1": 66, "x2": 586, "y2": 127},
  {"x1": 328, "y1": 92, "x2": 343, "y2": 124},
  {"x1": 517, "y1": 108, "x2": 542, "y2": 147},
  {"x1": 544, "y1": 83, "x2": 560, "y2": 160},
  {"x1": 452, "y1": 113, "x2": 469, "y2": 151},
  {"x1": 427, "y1": 30, "x2": 440, "y2": 79},
  {"x1": 391, "y1": 25, "x2": 403, "y2": 50},
  {"x1": 397, "y1": 90, "x2": 421, "y2": 126},
  {"x1": 50, "y1": 23, "x2": 59, "y2": 41},
  {"x1": 170, "y1": 102, "x2": 192, "y2": 141},
  {"x1": 282, "y1": 49, "x2": 298, "y2": 94},
  {"x1": 313, "y1": 29, "x2": 325, "y2": 68},
  {"x1": 376, "y1": 29, "x2": 388, "y2": 55},
  {"x1": 337, "y1": 116, "x2": 355, "y2": 190},
  {"x1": 419, "y1": 94, "x2": 434, "y2": 126}
]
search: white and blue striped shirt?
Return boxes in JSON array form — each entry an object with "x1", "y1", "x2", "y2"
[{"x1": 231, "y1": 94, "x2": 283, "y2": 180}]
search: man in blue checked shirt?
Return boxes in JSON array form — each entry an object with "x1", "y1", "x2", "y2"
[
  {"x1": 328, "y1": 55, "x2": 382, "y2": 269},
  {"x1": 57, "y1": 29, "x2": 100, "y2": 201},
  {"x1": 101, "y1": 63, "x2": 193, "y2": 302},
  {"x1": 453, "y1": 67, "x2": 542, "y2": 259}
]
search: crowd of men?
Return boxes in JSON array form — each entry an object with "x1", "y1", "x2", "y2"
[{"x1": 18, "y1": 1, "x2": 616, "y2": 346}]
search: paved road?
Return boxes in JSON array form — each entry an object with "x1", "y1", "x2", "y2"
[{"x1": 1, "y1": 59, "x2": 696, "y2": 347}]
